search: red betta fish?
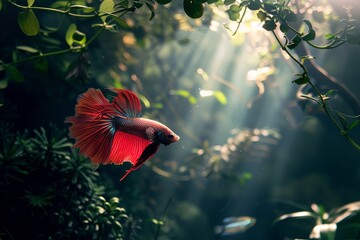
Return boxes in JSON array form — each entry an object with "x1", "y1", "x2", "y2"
[{"x1": 65, "y1": 88, "x2": 180, "y2": 181}]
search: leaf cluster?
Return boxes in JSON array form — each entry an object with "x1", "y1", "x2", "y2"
[
  {"x1": 0, "y1": 124, "x2": 133, "y2": 240},
  {"x1": 0, "y1": 0, "x2": 157, "y2": 88}
]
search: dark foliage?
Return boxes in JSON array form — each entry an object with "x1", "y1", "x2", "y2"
[{"x1": 0, "y1": 124, "x2": 132, "y2": 240}]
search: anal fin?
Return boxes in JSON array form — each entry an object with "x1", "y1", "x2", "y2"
[
  {"x1": 108, "y1": 131, "x2": 152, "y2": 165},
  {"x1": 119, "y1": 142, "x2": 160, "y2": 181}
]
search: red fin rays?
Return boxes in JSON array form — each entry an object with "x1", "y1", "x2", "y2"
[
  {"x1": 119, "y1": 142, "x2": 160, "y2": 181},
  {"x1": 108, "y1": 131, "x2": 152, "y2": 165},
  {"x1": 66, "y1": 88, "x2": 179, "y2": 181},
  {"x1": 65, "y1": 88, "x2": 115, "y2": 164},
  {"x1": 111, "y1": 89, "x2": 142, "y2": 117}
]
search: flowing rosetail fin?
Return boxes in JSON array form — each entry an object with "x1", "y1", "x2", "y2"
[
  {"x1": 110, "y1": 89, "x2": 142, "y2": 117},
  {"x1": 119, "y1": 142, "x2": 160, "y2": 181},
  {"x1": 65, "y1": 88, "x2": 115, "y2": 164},
  {"x1": 66, "y1": 88, "x2": 160, "y2": 180}
]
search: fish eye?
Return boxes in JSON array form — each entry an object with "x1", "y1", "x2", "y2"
[{"x1": 168, "y1": 134, "x2": 174, "y2": 139}]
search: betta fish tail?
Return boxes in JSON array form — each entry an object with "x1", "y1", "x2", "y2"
[{"x1": 65, "y1": 88, "x2": 116, "y2": 164}]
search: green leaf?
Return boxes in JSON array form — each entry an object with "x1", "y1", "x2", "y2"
[
  {"x1": 257, "y1": 11, "x2": 266, "y2": 22},
  {"x1": 113, "y1": 17, "x2": 128, "y2": 28},
  {"x1": 145, "y1": 2, "x2": 155, "y2": 20},
  {"x1": 287, "y1": 35, "x2": 302, "y2": 49},
  {"x1": 247, "y1": 0, "x2": 261, "y2": 10},
  {"x1": 0, "y1": 78, "x2": 8, "y2": 89},
  {"x1": 303, "y1": 29, "x2": 316, "y2": 41},
  {"x1": 0, "y1": 0, "x2": 3, "y2": 12},
  {"x1": 0, "y1": 61, "x2": 5, "y2": 71},
  {"x1": 116, "y1": 0, "x2": 129, "y2": 8},
  {"x1": 183, "y1": 0, "x2": 204, "y2": 19},
  {"x1": 230, "y1": 4, "x2": 241, "y2": 13},
  {"x1": 68, "y1": 5, "x2": 97, "y2": 14},
  {"x1": 292, "y1": 75, "x2": 309, "y2": 85},
  {"x1": 282, "y1": 9, "x2": 297, "y2": 22},
  {"x1": 75, "y1": 33, "x2": 86, "y2": 46},
  {"x1": 263, "y1": 3, "x2": 276, "y2": 13},
  {"x1": 7, "y1": 65, "x2": 24, "y2": 82},
  {"x1": 303, "y1": 19, "x2": 313, "y2": 31},
  {"x1": 240, "y1": 0, "x2": 249, "y2": 7},
  {"x1": 138, "y1": 95, "x2": 151, "y2": 108},
  {"x1": 16, "y1": 46, "x2": 39, "y2": 53},
  {"x1": 151, "y1": 218, "x2": 164, "y2": 225},
  {"x1": 227, "y1": 10, "x2": 239, "y2": 21},
  {"x1": 65, "y1": 24, "x2": 76, "y2": 47},
  {"x1": 65, "y1": 24, "x2": 86, "y2": 47},
  {"x1": 214, "y1": 91, "x2": 227, "y2": 105},
  {"x1": 152, "y1": 103, "x2": 163, "y2": 109},
  {"x1": 18, "y1": 10, "x2": 40, "y2": 36},
  {"x1": 170, "y1": 90, "x2": 197, "y2": 104},
  {"x1": 300, "y1": 55, "x2": 315, "y2": 64},
  {"x1": 100, "y1": 0, "x2": 115, "y2": 22},
  {"x1": 302, "y1": 20, "x2": 316, "y2": 41},
  {"x1": 50, "y1": 1, "x2": 69, "y2": 9},
  {"x1": 170, "y1": 90, "x2": 191, "y2": 98},
  {"x1": 82, "y1": 6, "x2": 96, "y2": 13},
  {"x1": 224, "y1": 0, "x2": 235, "y2": 5},
  {"x1": 280, "y1": 22, "x2": 289, "y2": 33},
  {"x1": 325, "y1": 33, "x2": 336, "y2": 40},
  {"x1": 262, "y1": 19, "x2": 276, "y2": 31},
  {"x1": 348, "y1": 120, "x2": 360, "y2": 131},
  {"x1": 27, "y1": 0, "x2": 35, "y2": 7},
  {"x1": 325, "y1": 89, "x2": 337, "y2": 96}
]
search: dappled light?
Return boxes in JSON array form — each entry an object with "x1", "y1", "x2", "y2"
[{"x1": 1, "y1": 0, "x2": 360, "y2": 239}]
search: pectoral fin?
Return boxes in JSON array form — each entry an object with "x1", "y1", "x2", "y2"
[{"x1": 119, "y1": 141, "x2": 160, "y2": 181}]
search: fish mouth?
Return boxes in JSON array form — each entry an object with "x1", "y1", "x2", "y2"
[{"x1": 164, "y1": 135, "x2": 180, "y2": 146}]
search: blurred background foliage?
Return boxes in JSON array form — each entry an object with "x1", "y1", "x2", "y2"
[{"x1": 1, "y1": 0, "x2": 360, "y2": 239}]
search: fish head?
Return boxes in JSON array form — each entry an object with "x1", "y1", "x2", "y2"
[{"x1": 156, "y1": 128, "x2": 180, "y2": 146}]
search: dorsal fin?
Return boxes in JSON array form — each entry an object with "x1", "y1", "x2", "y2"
[{"x1": 110, "y1": 89, "x2": 142, "y2": 118}]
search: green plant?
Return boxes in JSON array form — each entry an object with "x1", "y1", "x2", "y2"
[
  {"x1": 273, "y1": 201, "x2": 360, "y2": 240},
  {"x1": 167, "y1": 0, "x2": 360, "y2": 150},
  {"x1": 223, "y1": 0, "x2": 360, "y2": 150},
  {"x1": 0, "y1": 0, "x2": 155, "y2": 85},
  {"x1": 0, "y1": 124, "x2": 135, "y2": 239}
]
